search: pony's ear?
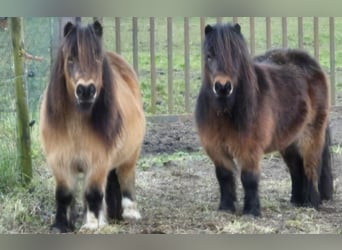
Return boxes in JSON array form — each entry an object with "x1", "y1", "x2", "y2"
[
  {"x1": 205, "y1": 25, "x2": 213, "y2": 35},
  {"x1": 64, "y1": 22, "x2": 74, "y2": 37},
  {"x1": 233, "y1": 23, "x2": 241, "y2": 34},
  {"x1": 93, "y1": 20, "x2": 103, "y2": 37}
]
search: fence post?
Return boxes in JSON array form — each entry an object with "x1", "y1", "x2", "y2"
[
  {"x1": 298, "y1": 17, "x2": 303, "y2": 49},
  {"x1": 329, "y1": 17, "x2": 336, "y2": 106},
  {"x1": 167, "y1": 17, "x2": 173, "y2": 114},
  {"x1": 150, "y1": 17, "x2": 156, "y2": 114},
  {"x1": 132, "y1": 17, "x2": 138, "y2": 74},
  {"x1": 266, "y1": 17, "x2": 271, "y2": 49},
  {"x1": 282, "y1": 17, "x2": 287, "y2": 48},
  {"x1": 249, "y1": 17, "x2": 255, "y2": 55},
  {"x1": 314, "y1": 17, "x2": 319, "y2": 61},
  {"x1": 9, "y1": 17, "x2": 32, "y2": 185},
  {"x1": 184, "y1": 17, "x2": 190, "y2": 113},
  {"x1": 115, "y1": 17, "x2": 121, "y2": 54}
]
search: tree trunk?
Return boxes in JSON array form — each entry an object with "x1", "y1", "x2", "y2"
[{"x1": 9, "y1": 17, "x2": 32, "y2": 185}]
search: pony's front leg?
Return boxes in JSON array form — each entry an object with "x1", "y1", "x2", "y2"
[
  {"x1": 239, "y1": 158, "x2": 261, "y2": 216},
  {"x1": 215, "y1": 158, "x2": 237, "y2": 213},
  {"x1": 82, "y1": 168, "x2": 108, "y2": 230},
  {"x1": 51, "y1": 166, "x2": 77, "y2": 233}
]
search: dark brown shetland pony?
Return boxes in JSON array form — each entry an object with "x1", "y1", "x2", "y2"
[
  {"x1": 39, "y1": 21, "x2": 145, "y2": 232},
  {"x1": 195, "y1": 23, "x2": 333, "y2": 216}
]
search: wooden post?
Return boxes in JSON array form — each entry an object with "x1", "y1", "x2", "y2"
[
  {"x1": 167, "y1": 17, "x2": 173, "y2": 114},
  {"x1": 9, "y1": 17, "x2": 32, "y2": 185},
  {"x1": 329, "y1": 17, "x2": 336, "y2": 106},
  {"x1": 150, "y1": 17, "x2": 156, "y2": 114},
  {"x1": 132, "y1": 17, "x2": 138, "y2": 74},
  {"x1": 184, "y1": 17, "x2": 190, "y2": 113}
]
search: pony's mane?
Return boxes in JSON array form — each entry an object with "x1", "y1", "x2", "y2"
[
  {"x1": 202, "y1": 23, "x2": 258, "y2": 131},
  {"x1": 91, "y1": 56, "x2": 122, "y2": 147},
  {"x1": 46, "y1": 22, "x2": 122, "y2": 147}
]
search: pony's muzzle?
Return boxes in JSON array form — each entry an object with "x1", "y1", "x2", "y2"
[
  {"x1": 76, "y1": 83, "x2": 97, "y2": 101},
  {"x1": 213, "y1": 81, "x2": 233, "y2": 97}
]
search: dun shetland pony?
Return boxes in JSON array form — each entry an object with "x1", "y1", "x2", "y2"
[
  {"x1": 40, "y1": 21, "x2": 145, "y2": 232},
  {"x1": 195, "y1": 23, "x2": 333, "y2": 216}
]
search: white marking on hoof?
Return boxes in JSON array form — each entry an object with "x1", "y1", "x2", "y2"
[
  {"x1": 122, "y1": 197, "x2": 141, "y2": 220},
  {"x1": 81, "y1": 210, "x2": 107, "y2": 230}
]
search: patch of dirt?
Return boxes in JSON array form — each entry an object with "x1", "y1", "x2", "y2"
[{"x1": 141, "y1": 115, "x2": 201, "y2": 155}]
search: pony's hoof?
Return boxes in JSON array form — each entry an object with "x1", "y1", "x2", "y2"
[
  {"x1": 302, "y1": 200, "x2": 320, "y2": 210},
  {"x1": 81, "y1": 210, "x2": 107, "y2": 230},
  {"x1": 302, "y1": 190, "x2": 321, "y2": 210},
  {"x1": 50, "y1": 223, "x2": 74, "y2": 234},
  {"x1": 290, "y1": 195, "x2": 303, "y2": 206},
  {"x1": 122, "y1": 197, "x2": 141, "y2": 220},
  {"x1": 218, "y1": 203, "x2": 236, "y2": 213},
  {"x1": 243, "y1": 206, "x2": 261, "y2": 217}
]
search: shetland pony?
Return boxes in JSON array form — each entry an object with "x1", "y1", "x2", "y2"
[
  {"x1": 39, "y1": 21, "x2": 145, "y2": 232},
  {"x1": 195, "y1": 23, "x2": 333, "y2": 216}
]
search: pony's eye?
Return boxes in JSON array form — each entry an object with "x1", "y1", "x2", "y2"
[{"x1": 207, "y1": 55, "x2": 213, "y2": 62}]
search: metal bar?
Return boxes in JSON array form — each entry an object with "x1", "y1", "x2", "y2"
[
  {"x1": 217, "y1": 17, "x2": 222, "y2": 24},
  {"x1": 184, "y1": 17, "x2": 190, "y2": 113},
  {"x1": 167, "y1": 17, "x2": 173, "y2": 114},
  {"x1": 233, "y1": 17, "x2": 238, "y2": 23},
  {"x1": 132, "y1": 17, "x2": 138, "y2": 74},
  {"x1": 115, "y1": 17, "x2": 121, "y2": 54},
  {"x1": 150, "y1": 17, "x2": 157, "y2": 114}
]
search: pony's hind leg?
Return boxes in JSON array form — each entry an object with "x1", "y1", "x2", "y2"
[
  {"x1": 318, "y1": 127, "x2": 333, "y2": 201},
  {"x1": 297, "y1": 133, "x2": 325, "y2": 209},
  {"x1": 281, "y1": 144, "x2": 305, "y2": 205},
  {"x1": 116, "y1": 150, "x2": 141, "y2": 220}
]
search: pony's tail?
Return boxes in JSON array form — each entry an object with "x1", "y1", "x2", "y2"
[{"x1": 318, "y1": 126, "x2": 333, "y2": 201}]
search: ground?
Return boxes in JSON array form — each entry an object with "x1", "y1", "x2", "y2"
[
  {"x1": 1, "y1": 112, "x2": 341, "y2": 234},
  {"x1": 87, "y1": 110, "x2": 341, "y2": 234}
]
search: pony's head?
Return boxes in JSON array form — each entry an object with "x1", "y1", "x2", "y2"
[
  {"x1": 61, "y1": 20, "x2": 104, "y2": 112},
  {"x1": 201, "y1": 23, "x2": 257, "y2": 130},
  {"x1": 203, "y1": 23, "x2": 253, "y2": 99}
]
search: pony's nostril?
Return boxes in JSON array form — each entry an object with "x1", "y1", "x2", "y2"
[
  {"x1": 214, "y1": 82, "x2": 221, "y2": 93},
  {"x1": 76, "y1": 85, "x2": 85, "y2": 98},
  {"x1": 88, "y1": 84, "x2": 96, "y2": 97},
  {"x1": 225, "y1": 82, "x2": 233, "y2": 95}
]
